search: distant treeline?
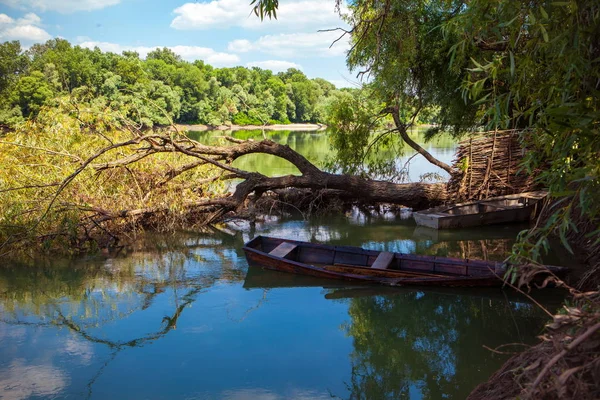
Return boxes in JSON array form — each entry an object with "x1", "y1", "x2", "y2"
[{"x1": 0, "y1": 39, "x2": 353, "y2": 128}]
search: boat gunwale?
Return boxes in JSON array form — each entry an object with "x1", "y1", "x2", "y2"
[{"x1": 243, "y1": 235, "x2": 504, "y2": 270}]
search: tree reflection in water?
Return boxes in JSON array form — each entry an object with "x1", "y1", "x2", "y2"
[
  {"x1": 0, "y1": 220, "x2": 564, "y2": 400},
  {"x1": 243, "y1": 263, "x2": 561, "y2": 399},
  {"x1": 0, "y1": 230, "x2": 249, "y2": 399},
  {"x1": 339, "y1": 289, "x2": 548, "y2": 400}
]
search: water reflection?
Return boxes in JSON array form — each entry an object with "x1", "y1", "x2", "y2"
[
  {"x1": 0, "y1": 360, "x2": 69, "y2": 400},
  {"x1": 242, "y1": 266, "x2": 554, "y2": 399},
  {"x1": 0, "y1": 234, "x2": 248, "y2": 399},
  {"x1": 186, "y1": 128, "x2": 456, "y2": 182},
  {"x1": 341, "y1": 291, "x2": 544, "y2": 400},
  {"x1": 241, "y1": 266, "x2": 555, "y2": 399},
  {"x1": 0, "y1": 215, "x2": 564, "y2": 399}
]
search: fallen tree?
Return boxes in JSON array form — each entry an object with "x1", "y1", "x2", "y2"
[
  {"x1": 0, "y1": 109, "x2": 447, "y2": 255},
  {"x1": 84, "y1": 133, "x2": 447, "y2": 232}
]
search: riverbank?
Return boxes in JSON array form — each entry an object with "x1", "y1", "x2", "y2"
[{"x1": 175, "y1": 123, "x2": 327, "y2": 132}]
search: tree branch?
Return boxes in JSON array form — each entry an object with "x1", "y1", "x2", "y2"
[{"x1": 389, "y1": 106, "x2": 454, "y2": 174}]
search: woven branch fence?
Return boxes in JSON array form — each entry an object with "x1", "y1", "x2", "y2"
[{"x1": 447, "y1": 130, "x2": 540, "y2": 202}]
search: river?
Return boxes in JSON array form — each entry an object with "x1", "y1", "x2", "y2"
[{"x1": 0, "y1": 129, "x2": 564, "y2": 400}]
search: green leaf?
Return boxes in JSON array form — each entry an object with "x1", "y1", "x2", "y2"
[
  {"x1": 473, "y1": 92, "x2": 491, "y2": 105},
  {"x1": 540, "y1": 24, "x2": 549, "y2": 42},
  {"x1": 529, "y1": 11, "x2": 537, "y2": 24},
  {"x1": 559, "y1": 227, "x2": 573, "y2": 254},
  {"x1": 448, "y1": 47, "x2": 457, "y2": 69},
  {"x1": 470, "y1": 57, "x2": 484, "y2": 69},
  {"x1": 509, "y1": 51, "x2": 515, "y2": 77},
  {"x1": 499, "y1": 15, "x2": 520, "y2": 27}
]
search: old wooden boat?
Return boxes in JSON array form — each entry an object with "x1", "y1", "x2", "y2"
[
  {"x1": 413, "y1": 191, "x2": 548, "y2": 229},
  {"x1": 243, "y1": 236, "x2": 567, "y2": 287}
]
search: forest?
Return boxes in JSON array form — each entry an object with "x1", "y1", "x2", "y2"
[{"x1": 0, "y1": 38, "x2": 352, "y2": 128}]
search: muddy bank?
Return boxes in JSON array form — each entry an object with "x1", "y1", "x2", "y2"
[{"x1": 175, "y1": 123, "x2": 327, "y2": 132}]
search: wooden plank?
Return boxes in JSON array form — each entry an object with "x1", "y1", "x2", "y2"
[
  {"x1": 371, "y1": 251, "x2": 394, "y2": 270},
  {"x1": 297, "y1": 246, "x2": 334, "y2": 264},
  {"x1": 432, "y1": 263, "x2": 467, "y2": 276},
  {"x1": 334, "y1": 251, "x2": 368, "y2": 266},
  {"x1": 268, "y1": 242, "x2": 297, "y2": 259},
  {"x1": 324, "y1": 264, "x2": 448, "y2": 278}
]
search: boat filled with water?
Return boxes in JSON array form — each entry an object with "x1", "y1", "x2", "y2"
[{"x1": 413, "y1": 191, "x2": 547, "y2": 229}]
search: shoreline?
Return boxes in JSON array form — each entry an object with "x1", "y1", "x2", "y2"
[{"x1": 175, "y1": 123, "x2": 327, "y2": 132}]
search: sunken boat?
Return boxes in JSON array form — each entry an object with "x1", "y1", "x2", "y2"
[{"x1": 413, "y1": 191, "x2": 547, "y2": 230}]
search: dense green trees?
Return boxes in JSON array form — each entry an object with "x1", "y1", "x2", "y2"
[{"x1": 0, "y1": 39, "x2": 349, "y2": 128}]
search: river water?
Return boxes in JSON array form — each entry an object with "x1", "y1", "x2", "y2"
[{"x1": 0, "y1": 129, "x2": 564, "y2": 400}]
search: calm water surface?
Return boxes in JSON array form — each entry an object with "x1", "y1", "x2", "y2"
[
  {"x1": 186, "y1": 127, "x2": 457, "y2": 182},
  {"x1": 0, "y1": 130, "x2": 564, "y2": 400}
]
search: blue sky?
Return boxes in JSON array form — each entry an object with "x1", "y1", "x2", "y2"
[{"x1": 0, "y1": 0, "x2": 359, "y2": 88}]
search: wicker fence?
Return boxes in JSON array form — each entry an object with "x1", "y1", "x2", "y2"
[{"x1": 447, "y1": 130, "x2": 539, "y2": 202}]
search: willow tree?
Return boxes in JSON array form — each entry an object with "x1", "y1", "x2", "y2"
[
  {"x1": 444, "y1": 0, "x2": 600, "y2": 268},
  {"x1": 255, "y1": 0, "x2": 483, "y2": 176},
  {"x1": 254, "y1": 0, "x2": 599, "y2": 267}
]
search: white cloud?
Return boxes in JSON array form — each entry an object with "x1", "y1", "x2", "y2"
[
  {"x1": 228, "y1": 31, "x2": 350, "y2": 58},
  {"x1": 227, "y1": 39, "x2": 253, "y2": 53},
  {"x1": 171, "y1": 0, "x2": 348, "y2": 31},
  {"x1": 79, "y1": 41, "x2": 132, "y2": 54},
  {"x1": 0, "y1": 14, "x2": 15, "y2": 26},
  {"x1": 2, "y1": 24, "x2": 50, "y2": 41},
  {"x1": 0, "y1": 12, "x2": 51, "y2": 43},
  {"x1": 1, "y1": 0, "x2": 121, "y2": 13},
  {"x1": 170, "y1": 45, "x2": 240, "y2": 66},
  {"x1": 246, "y1": 60, "x2": 302, "y2": 72},
  {"x1": 78, "y1": 41, "x2": 241, "y2": 67},
  {"x1": 17, "y1": 12, "x2": 40, "y2": 25}
]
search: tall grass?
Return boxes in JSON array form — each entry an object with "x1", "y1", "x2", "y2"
[{"x1": 0, "y1": 97, "x2": 224, "y2": 256}]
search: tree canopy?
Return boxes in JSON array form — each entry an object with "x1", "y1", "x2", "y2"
[{"x1": 0, "y1": 39, "x2": 351, "y2": 128}]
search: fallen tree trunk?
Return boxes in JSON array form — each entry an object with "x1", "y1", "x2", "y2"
[
  {"x1": 1, "y1": 130, "x2": 448, "y2": 253},
  {"x1": 92, "y1": 135, "x2": 447, "y2": 216},
  {"x1": 116, "y1": 135, "x2": 447, "y2": 223},
  {"x1": 75, "y1": 135, "x2": 450, "y2": 246}
]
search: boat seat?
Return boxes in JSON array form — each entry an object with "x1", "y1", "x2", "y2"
[
  {"x1": 269, "y1": 242, "x2": 298, "y2": 259},
  {"x1": 371, "y1": 251, "x2": 394, "y2": 270}
]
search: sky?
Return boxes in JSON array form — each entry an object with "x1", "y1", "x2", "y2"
[{"x1": 0, "y1": 0, "x2": 360, "y2": 88}]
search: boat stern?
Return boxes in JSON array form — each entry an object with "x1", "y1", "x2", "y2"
[{"x1": 413, "y1": 211, "x2": 441, "y2": 229}]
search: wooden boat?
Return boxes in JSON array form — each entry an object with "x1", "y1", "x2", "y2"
[
  {"x1": 413, "y1": 191, "x2": 548, "y2": 229},
  {"x1": 243, "y1": 236, "x2": 567, "y2": 287}
]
